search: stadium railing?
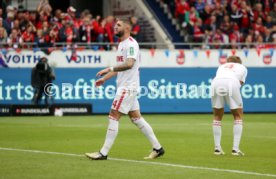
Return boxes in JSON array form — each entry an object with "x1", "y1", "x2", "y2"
[{"x1": 0, "y1": 42, "x2": 275, "y2": 50}]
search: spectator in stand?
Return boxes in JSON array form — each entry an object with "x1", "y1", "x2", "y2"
[
  {"x1": 255, "y1": 34, "x2": 265, "y2": 48},
  {"x1": 79, "y1": 9, "x2": 91, "y2": 21},
  {"x1": 48, "y1": 23, "x2": 59, "y2": 44},
  {"x1": 36, "y1": 1, "x2": 51, "y2": 40},
  {"x1": 12, "y1": 19, "x2": 21, "y2": 34},
  {"x1": 67, "y1": 6, "x2": 80, "y2": 29},
  {"x1": 29, "y1": 11, "x2": 37, "y2": 25},
  {"x1": 175, "y1": 0, "x2": 190, "y2": 24},
  {"x1": 130, "y1": 16, "x2": 141, "y2": 41},
  {"x1": 259, "y1": 0, "x2": 274, "y2": 16},
  {"x1": 269, "y1": 3, "x2": 276, "y2": 23},
  {"x1": 36, "y1": 13, "x2": 45, "y2": 30},
  {"x1": 3, "y1": 12, "x2": 14, "y2": 35},
  {"x1": 229, "y1": 4, "x2": 242, "y2": 25},
  {"x1": 263, "y1": 27, "x2": 271, "y2": 43},
  {"x1": 265, "y1": 15, "x2": 274, "y2": 29},
  {"x1": 0, "y1": 27, "x2": 8, "y2": 44},
  {"x1": 239, "y1": 1, "x2": 253, "y2": 35},
  {"x1": 52, "y1": 9, "x2": 62, "y2": 28},
  {"x1": 41, "y1": 21, "x2": 50, "y2": 37},
  {"x1": 37, "y1": 0, "x2": 52, "y2": 20},
  {"x1": 253, "y1": 3, "x2": 265, "y2": 22},
  {"x1": 212, "y1": 2, "x2": 225, "y2": 28},
  {"x1": 16, "y1": 10, "x2": 24, "y2": 22},
  {"x1": 195, "y1": 0, "x2": 205, "y2": 14},
  {"x1": 242, "y1": 34, "x2": 254, "y2": 49},
  {"x1": 79, "y1": 16, "x2": 97, "y2": 44},
  {"x1": 229, "y1": 24, "x2": 243, "y2": 49},
  {"x1": 252, "y1": 17, "x2": 265, "y2": 36},
  {"x1": 184, "y1": 6, "x2": 199, "y2": 27},
  {"x1": 97, "y1": 18, "x2": 106, "y2": 44},
  {"x1": 92, "y1": 15, "x2": 101, "y2": 41},
  {"x1": 208, "y1": 15, "x2": 218, "y2": 32},
  {"x1": 20, "y1": 23, "x2": 36, "y2": 46},
  {"x1": 6, "y1": 5, "x2": 16, "y2": 17},
  {"x1": 205, "y1": 0, "x2": 216, "y2": 9},
  {"x1": 200, "y1": 5, "x2": 212, "y2": 26},
  {"x1": 7, "y1": 28, "x2": 20, "y2": 48},
  {"x1": 203, "y1": 26, "x2": 213, "y2": 49},
  {"x1": 104, "y1": 15, "x2": 115, "y2": 44},
  {"x1": 212, "y1": 28, "x2": 226, "y2": 49},
  {"x1": 20, "y1": 10, "x2": 30, "y2": 32},
  {"x1": 220, "y1": 15, "x2": 232, "y2": 35},
  {"x1": 192, "y1": 18, "x2": 205, "y2": 42},
  {"x1": 35, "y1": 29, "x2": 49, "y2": 47},
  {"x1": 58, "y1": 16, "x2": 79, "y2": 45}
]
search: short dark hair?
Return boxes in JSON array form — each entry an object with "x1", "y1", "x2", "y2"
[
  {"x1": 117, "y1": 17, "x2": 132, "y2": 27},
  {"x1": 227, "y1": 56, "x2": 242, "y2": 64}
]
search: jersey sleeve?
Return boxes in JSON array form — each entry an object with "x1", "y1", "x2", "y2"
[{"x1": 126, "y1": 44, "x2": 137, "y2": 60}]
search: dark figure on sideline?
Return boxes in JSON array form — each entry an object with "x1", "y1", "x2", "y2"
[{"x1": 31, "y1": 57, "x2": 55, "y2": 105}]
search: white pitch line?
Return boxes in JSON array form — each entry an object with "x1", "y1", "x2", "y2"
[{"x1": 0, "y1": 147, "x2": 276, "y2": 178}]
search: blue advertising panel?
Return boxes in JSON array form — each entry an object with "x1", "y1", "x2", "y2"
[{"x1": 0, "y1": 68, "x2": 275, "y2": 113}]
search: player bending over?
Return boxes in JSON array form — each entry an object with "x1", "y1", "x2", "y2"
[
  {"x1": 211, "y1": 56, "x2": 248, "y2": 156},
  {"x1": 85, "y1": 18, "x2": 164, "y2": 160}
]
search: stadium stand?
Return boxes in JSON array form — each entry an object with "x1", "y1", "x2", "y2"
[
  {"x1": 145, "y1": 0, "x2": 276, "y2": 49},
  {"x1": 0, "y1": 0, "x2": 275, "y2": 49}
]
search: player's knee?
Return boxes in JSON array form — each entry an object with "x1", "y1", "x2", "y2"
[
  {"x1": 109, "y1": 110, "x2": 121, "y2": 121},
  {"x1": 130, "y1": 117, "x2": 140, "y2": 124},
  {"x1": 232, "y1": 109, "x2": 243, "y2": 120},
  {"x1": 233, "y1": 112, "x2": 242, "y2": 120},
  {"x1": 233, "y1": 114, "x2": 242, "y2": 120},
  {"x1": 130, "y1": 116, "x2": 145, "y2": 125}
]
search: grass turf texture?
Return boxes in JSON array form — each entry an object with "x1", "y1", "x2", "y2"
[{"x1": 0, "y1": 114, "x2": 276, "y2": 179}]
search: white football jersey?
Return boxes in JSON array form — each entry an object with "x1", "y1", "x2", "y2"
[
  {"x1": 115, "y1": 36, "x2": 140, "y2": 90},
  {"x1": 215, "y1": 62, "x2": 248, "y2": 83}
]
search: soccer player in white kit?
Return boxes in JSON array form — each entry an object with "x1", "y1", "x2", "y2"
[
  {"x1": 211, "y1": 56, "x2": 247, "y2": 156},
  {"x1": 85, "y1": 18, "x2": 164, "y2": 160}
]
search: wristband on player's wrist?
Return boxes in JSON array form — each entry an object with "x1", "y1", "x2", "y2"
[{"x1": 109, "y1": 67, "x2": 114, "y2": 72}]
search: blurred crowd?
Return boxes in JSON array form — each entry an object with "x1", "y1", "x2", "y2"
[
  {"x1": 162, "y1": 0, "x2": 276, "y2": 48},
  {"x1": 0, "y1": 0, "x2": 141, "y2": 49}
]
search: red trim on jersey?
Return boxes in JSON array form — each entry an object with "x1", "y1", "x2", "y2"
[
  {"x1": 116, "y1": 90, "x2": 127, "y2": 111},
  {"x1": 129, "y1": 37, "x2": 133, "y2": 41}
]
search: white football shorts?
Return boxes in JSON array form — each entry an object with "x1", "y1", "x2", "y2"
[
  {"x1": 211, "y1": 78, "x2": 243, "y2": 109},
  {"x1": 111, "y1": 88, "x2": 140, "y2": 114}
]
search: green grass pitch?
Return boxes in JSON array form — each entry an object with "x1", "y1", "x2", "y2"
[{"x1": 0, "y1": 114, "x2": 276, "y2": 179}]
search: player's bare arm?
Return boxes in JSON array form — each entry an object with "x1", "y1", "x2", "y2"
[
  {"x1": 113, "y1": 58, "x2": 135, "y2": 71},
  {"x1": 95, "y1": 71, "x2": 117, "y2": 87},
  {"x1": 96, "y1": 58, "x2": 135, "y2": 77}
]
